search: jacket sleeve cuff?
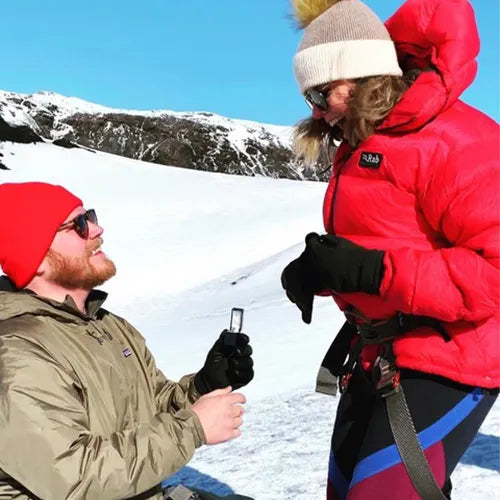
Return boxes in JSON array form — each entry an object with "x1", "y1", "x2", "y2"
[
  {"x1": 178, "y1": 373, "x2": 203, "y2": 403},
  {"x1": 175, "y1": 408, "x2": 207, "y2": 447},
  {"x1": 379, "y1": 249, "x2": 415, "y2": 311}
]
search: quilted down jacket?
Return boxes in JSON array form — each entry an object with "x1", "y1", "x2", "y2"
[{"x1": 323, "y1": 0, "x2": 499, "y2": 388}]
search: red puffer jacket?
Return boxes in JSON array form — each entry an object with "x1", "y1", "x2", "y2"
[{"x1": 323, "y1": 0, "x2": 499, "y2": 389}]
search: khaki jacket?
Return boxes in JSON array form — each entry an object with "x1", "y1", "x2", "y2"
[{"x1": 0, "y1": 290, "x2": 206, "y2": 499}]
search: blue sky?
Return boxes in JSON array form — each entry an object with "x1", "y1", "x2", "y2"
[{"x1": 2, "y1": 0, "x2": 498, "y2": 125}]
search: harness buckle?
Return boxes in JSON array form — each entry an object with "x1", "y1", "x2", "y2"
[
  {"x1": 355, "y1": 324, "x2": 379, "y2": 343},
  {"x1": 339, "y1": 372, "x2": 352, "y2": 394},
  {"x1": 163, "y1": 485, "x2": 199, "y2": 500},
  {"x1": 373, "y1": 356, "x2": 400, "y2": 398}
]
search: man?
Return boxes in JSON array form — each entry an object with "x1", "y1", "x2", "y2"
[{"x1": 0, "y1": 182, "x2": 254, "y2": 500}]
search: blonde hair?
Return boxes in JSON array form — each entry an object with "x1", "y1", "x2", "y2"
[
  {"x1": 292, "y1": 117, "x2": 337, "y2": 166},
  {"x1": 343, "y1": 75, "x2": 410, "y2": 148},
  {"x1": 292, "y1": 74, "x2": 412, "y2": 165}
]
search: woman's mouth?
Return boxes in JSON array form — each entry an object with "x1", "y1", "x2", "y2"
[{"x1": 327, "y1": 116, "x2": 343, "y2": 127}]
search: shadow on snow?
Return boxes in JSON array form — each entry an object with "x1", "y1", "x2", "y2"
[
  {"x1": 162, "y1": 466, "x2": 234, "y2": 495},
  {"x1": 460, "y1": 432, "x2": 500, "y2": 472}
]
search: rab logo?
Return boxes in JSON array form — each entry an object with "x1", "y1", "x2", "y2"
[{"x1": 359, "y1": 152, "x2": 383, "y2": 168}]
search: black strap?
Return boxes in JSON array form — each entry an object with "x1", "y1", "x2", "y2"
[
  {"x1": 385, "y1": 386, "x2": 448, "y2": 499},
  {"x1": 319, "y1": 321, "x2": 358, "y2": 376},
  {"x1": 316, "y1": 322, "x2": 357, "y2": 395},
  {"x1": 347, "y1": 310, "x2": 451, "y2": 344}
]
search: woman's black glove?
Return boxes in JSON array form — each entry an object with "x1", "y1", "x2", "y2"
[
  {"x1": 281, "y1": 233, "x2": 385, "y2": 324},
  {"x1": 194, "y1": 331, "x2": 254, "y2": 394}
]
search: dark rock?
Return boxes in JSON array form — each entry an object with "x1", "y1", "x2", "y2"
[
  {"x1": 0, "y1": 92, "x2": 331, "y2": 181},
  {"x1": 52, "y1": 138, "x2": 80, "y2": 149},
  {"x1": 0, "y1": 150, "x2": 7, "y2": 170},
  {"x1": 0, "y1": 116, "x2": 43, "y2": 144}
]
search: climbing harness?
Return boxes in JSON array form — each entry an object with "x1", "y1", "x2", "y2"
[{"x1": 317, "y1": 308, "x2": 449, "y2": 499}]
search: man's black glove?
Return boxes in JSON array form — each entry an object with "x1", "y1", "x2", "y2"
[
  {"x1": 281, "y1": 233, "x2": 385, "y2": 324},
  {"x1": 194, "y1": 331, "x2": 254, "y2": 394}
]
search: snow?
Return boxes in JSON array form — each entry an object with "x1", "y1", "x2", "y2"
[
  {"x1": 1, "y1": 141, "x2": 498, "y2": 499},
  {"x1": 0, "y1": 94, "x2": 42, "y2": 132},
  {"x1": 0, "y1": 90, "x2": 114, "y2": 118}
]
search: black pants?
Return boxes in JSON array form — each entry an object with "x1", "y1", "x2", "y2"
[{"x1": 327, "y1": 366, "x2": 498, "y2": 499}]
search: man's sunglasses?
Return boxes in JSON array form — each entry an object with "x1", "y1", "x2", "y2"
[
  {"x1": 304, "y1": 85, "x2": 331, "y2": 111},
  {"x1": 58, "y1": 209, "x2": 98, "y2": 239}
]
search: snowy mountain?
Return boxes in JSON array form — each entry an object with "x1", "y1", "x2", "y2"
[
  {"x1": 0, "y1": 90, "x2": 330, "y2": 180},
  {"x1": 1, "y1": 141, "x2": 498, "y2": 500}
]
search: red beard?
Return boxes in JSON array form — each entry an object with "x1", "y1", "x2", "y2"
[{"x1": 45, "y1": 246, "x2": 116, "y2": 290}]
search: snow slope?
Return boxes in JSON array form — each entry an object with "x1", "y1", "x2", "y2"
[{"x1": 1, "y1": 142, "x2": 498, "y2": 499}]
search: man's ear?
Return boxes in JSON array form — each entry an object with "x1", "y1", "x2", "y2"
[
  {"x1": 35, "y1": 252, "x2": 51, "y2": 277},
  {"x1": 23, "y1": 252, "x2": 50, "y2": 291}
]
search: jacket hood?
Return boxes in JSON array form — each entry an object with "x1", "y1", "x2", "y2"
[
  {"x1": 0, "y1": 288, "x2": 108, "y2": 323},
  {"x1": 381, "y1": 0, "x2": 479, "y2": 131}
]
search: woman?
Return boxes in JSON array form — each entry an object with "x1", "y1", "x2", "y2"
[{"x1": 281, "y1": 0, "x2": 499, "y2": 498}]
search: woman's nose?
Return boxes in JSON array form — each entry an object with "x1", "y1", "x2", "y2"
[{"x1": 311, "y1": 105, "x2": 326, "y2": 119}]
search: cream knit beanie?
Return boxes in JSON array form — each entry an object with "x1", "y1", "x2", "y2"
[{"x1": 293, "y1": 0, "x2": 402, "y2": 94}]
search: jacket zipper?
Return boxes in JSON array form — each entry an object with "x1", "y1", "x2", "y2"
[
  {"x1": 86, "y1": 321, "x2": 113, "y2": 345},
  {"x1": 330, "y1": 145, "x2": 355, "y2": 234}
]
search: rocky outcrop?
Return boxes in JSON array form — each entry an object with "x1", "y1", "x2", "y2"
[
  {"x1": 0, "y1": 116, "x2": 43, "y2": 144},
  {"x1": 0, "y1": 91, "x2": 330, "y2": 181}
]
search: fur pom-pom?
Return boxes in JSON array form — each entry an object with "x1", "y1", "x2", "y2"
[{"x1": 292, "y1": 0, "x2": 342, "y2": 28}]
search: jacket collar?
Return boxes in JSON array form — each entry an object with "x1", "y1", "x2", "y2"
[
  {"x1": 26, "y1": 289, "x2": 108, "y2": 320},
  {"x1": 0, "y1": 275, "x2": 108, "y2": 322}
]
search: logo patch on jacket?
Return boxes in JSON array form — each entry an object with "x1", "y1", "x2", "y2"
[
  {"x1": 359, "y1": 152, "x2": 383, "y2": 168},
  {"x1": 122, "y1": 347, "x2": 133, "y2": 358}
]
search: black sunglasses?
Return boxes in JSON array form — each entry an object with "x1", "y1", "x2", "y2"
[
  {"x1": 58, "y1": 209, "x2": 98, "y2": 239},
  {"x1": 304, "y1": 85, "x2": 331, "y2": 111}
]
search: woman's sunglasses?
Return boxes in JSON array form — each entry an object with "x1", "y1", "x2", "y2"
[
  {"x1": 58, "y1": 209, "x2": 98, "y2": 239},
  {"x1": 304, "y1": 85, "x2": 331, "y2": 111}
]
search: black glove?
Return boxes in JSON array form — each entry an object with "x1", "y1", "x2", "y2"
[
  {"x1": 306, "y1": 233, "x2": 385, "y2": 293},
  {"x1": 194, "y1": 331, "x2": 254, "y2": 394},
  {"x1": 280, "y1": 251, "x2": 317, "y2": 324},
  {"x1": 281, "y1": 233, "x2": 385, "y2": 324}
]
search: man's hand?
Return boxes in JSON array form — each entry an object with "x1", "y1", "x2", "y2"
[
  {"x1": 191, "y1": 387, "x2": 246, "y2": 444},
  {"x1": 194, "y1": 331, "x2": 254, "y2": 395},
  {"x1": 281, "y1": 233, "x2": 385, "y2": 324}
]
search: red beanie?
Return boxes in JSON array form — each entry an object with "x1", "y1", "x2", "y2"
[{"x1": 0, "y1": 182, "x2": 82, "y2": 288}]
